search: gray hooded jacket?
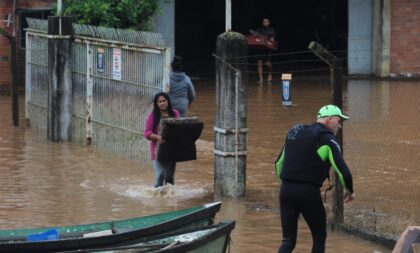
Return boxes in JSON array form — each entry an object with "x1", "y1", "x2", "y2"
[{"x1": 169, "y1": 72, "x2": 196, "y2": 116}]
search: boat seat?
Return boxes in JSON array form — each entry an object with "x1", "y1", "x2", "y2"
[
  {"x1": 111, "y1": 227, "x2": 133, "y2": 234},
  {"x1": 83, "y1": 230, "x2": 113, "y2": 238}
]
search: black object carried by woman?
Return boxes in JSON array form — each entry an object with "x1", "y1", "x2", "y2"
[{"x1": 157, "y1": 117, "x2": 204, "y2": 162}]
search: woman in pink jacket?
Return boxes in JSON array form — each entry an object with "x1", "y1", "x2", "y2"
[{"x1": 144, "y1": 92, "x2": 180, "y2": 187}]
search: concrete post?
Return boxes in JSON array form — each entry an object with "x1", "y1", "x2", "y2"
[
  {"x1": 214, "y1": 31, "x2": 248, "y2": 198},
  {"x1": 47, "y1": 16, "x2": 73, "y2": 142}
]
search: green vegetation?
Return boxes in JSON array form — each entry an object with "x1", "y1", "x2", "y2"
[{"x1": 56, "y1": 0, "x2": 160, "y2": 31}]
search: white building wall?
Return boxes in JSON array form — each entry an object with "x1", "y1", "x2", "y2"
[
  {"x1": 348, "y1": 0, "x2": 373, "y2": 75},
  {"x1": 153, "y1": 0, "x2": 175, "y2": 59}
]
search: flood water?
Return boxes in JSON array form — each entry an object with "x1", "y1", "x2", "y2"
[{"x1": 0, "y1": 77, "x2": 396, "y2": 253}]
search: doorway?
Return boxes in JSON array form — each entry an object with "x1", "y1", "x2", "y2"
[{"x1": 175, "y1": 0, "x2": 348, "y2": 76}]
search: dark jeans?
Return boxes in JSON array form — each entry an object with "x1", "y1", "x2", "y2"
[
  {"x1": 152, "y1": 160, "x2": 176, "y2": 187},
  {"x1": 164, "y1": 162, "x2": 176, "y2": 185},
  {"x1": 278, "y1": 181, "x2": 326, "y2": 253}
]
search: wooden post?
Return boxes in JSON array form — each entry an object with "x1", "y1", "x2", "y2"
[
  {"x1": 214, "y1": 31, "x2": 248, "y2": 198},
  {"x1": 10, "y1": 39, "x2": 19, "y2": 127},
  {"x1": 47, "y1": 16, "x2": 73, "y2": 142},
  {"x1": 331, "y1": 58, "x2": 344, "y2": 225},
  {"x1": 308, "y1": 41, "x2": 344, "y2": 225}
]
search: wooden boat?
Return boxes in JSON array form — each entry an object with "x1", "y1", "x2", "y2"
[
  {"x1": 392, "y1": 226, "x2": 420, "y2": 253},
  {"x1": 61, "y1": 221, "x2": 236, "y2": 253},
  {"x1": 0, "y1": 202, "x2": 221, "y2": 253}
]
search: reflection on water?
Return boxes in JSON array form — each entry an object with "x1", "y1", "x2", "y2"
[{"x1": 0, "y1": 77, "x2": 395, "y2": 253}]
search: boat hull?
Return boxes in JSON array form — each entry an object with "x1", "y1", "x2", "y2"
[
  {"x1": 0, "y1": 202, "x2": 221, "y2": 253},
  {"x1": 63, "y1": 221, "x2": 236, "y2": 253}
]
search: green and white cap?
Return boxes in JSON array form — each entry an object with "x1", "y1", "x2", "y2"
[{"x1": 317, "y1": 105, "x2": 349, "y2": 119}]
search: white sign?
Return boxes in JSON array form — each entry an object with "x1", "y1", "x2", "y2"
[
  {"x1": 97, "y1": 48, "x2": 104, "y2": 73},
  {"x1": 113, "y1": 48, "x2": 122, "y2": 80}
]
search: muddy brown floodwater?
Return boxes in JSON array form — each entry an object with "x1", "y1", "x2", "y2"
[{"x1": 0, "y1": 78, "x2": 392, "y2": 252}]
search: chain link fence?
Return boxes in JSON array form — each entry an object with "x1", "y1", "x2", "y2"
[
  {"x1": 343, "y1": 79, "x2": 420, "y2": 242},
  {"x1": 241, "y1": 46, "x2": 419, "y2": 246},
  {"x1": 25, "y1": 18, "x2": 169, "y2": 163}
]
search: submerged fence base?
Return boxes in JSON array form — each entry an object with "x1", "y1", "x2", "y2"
[{"x1": 332, "y1": 223, "x2": 397, "y2": 250}]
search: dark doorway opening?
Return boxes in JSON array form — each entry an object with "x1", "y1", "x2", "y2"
[
  {"x1": 18, "y1": 9, "x2": 52, "y2": 49},
  {"x1": 175, "y1": 0, "x2": 347, "y2": 77}
]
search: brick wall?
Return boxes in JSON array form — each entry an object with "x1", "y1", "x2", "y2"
[
  {"x1": 0, "y1": 4, "x2": 13, "y2": 90},
  {"x1": 3, "y1": 1, "x2": 420, "y2": 83},
  {"x1": 17, "y1": 0, "x2": 54, "y2": 8},
  {"x1": 0, "y1": 0, "x2": 54, "y2": 91},
  {"x1": 391, "y1": 0, "x2": 420, "y2": 76}
]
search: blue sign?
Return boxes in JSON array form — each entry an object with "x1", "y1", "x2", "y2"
[
  {"x1": 97, "y1": 48, "x2": 104, "y2": 73},
  {"x1": 282, "y1": 80, "x2": 292, "y2": 106}
]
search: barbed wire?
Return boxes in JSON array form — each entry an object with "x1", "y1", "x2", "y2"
[
  {"x1": 227, "y1": 48, "x2": 372, "y2": 61},
  {"x1": 243, "y1": 67, "x2": 330, "y2": 74},
  {"x1": 234, "y1": 59, "x2": 323, "y2": 66},
  {"x1": 227, "y1": 50, "x2": 313, "y2": 60}
]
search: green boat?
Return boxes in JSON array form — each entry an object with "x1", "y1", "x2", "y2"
[
  {"x1": 61, "y1": 221, "x2": 236, "y2": 253},
  {"x1": 0, "y1": 202, "x2": 221, "y2": 253}
]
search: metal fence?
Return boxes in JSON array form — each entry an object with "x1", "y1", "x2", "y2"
[
  {"x1": 343, "y1": 79, "x2": 420, "y2": 243},
  {"x1": 243, "y1": 46, "x2": 419, "y2": 246},
  {"x1": 25, "y1": 18, "x2": 170, "y2": 163}
]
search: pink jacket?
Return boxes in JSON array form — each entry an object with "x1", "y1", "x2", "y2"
[{"x1": 144, "y1": 109, "x2": 180, "y2": 160}]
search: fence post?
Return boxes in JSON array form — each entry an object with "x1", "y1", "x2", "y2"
[
  {"x1": 308, "y1": 41, "x2": 344, "y2": 225},
  {"x1": 162, "y1": 47, "x2": 171, "y2": 92},
  {"x1": 25, "y1": 32, "x2": 32, "y2": 126},
  {"x1": 86, "y1": 42, "x2": 93, "y2": 145},
  {"x1": 330, "y1": 58, "x2": 344, "y2": 225},
  {"x1": 47, "y1": 16, "x2": 73, "y2": 142},
  {"x1": 10, "y1": 39, "x2": 19, "y2": 127},
  {"x1": 214, "y1": 31, "x2": 248, "y2": 198}
]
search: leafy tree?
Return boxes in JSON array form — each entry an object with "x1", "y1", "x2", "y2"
[{"x1": 57, "y1": 0, "x2": 160, "y2": 31}]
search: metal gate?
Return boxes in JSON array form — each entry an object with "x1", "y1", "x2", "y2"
[{"x1": 25, "y1": 18, "x2": 170, "y2": 163}]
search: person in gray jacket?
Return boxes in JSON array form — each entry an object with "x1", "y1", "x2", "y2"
[{"x1": 169, "y1": 56, "x2": 196, "y2": 116}]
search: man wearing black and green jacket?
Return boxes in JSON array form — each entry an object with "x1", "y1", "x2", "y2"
[{"x1": 275, "y1": 105, "x2": 355, "y2": 253}]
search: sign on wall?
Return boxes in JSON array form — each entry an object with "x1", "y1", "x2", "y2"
[
  {"x1": 113, "y1": 48, "x2": 122, "y2": 80},
  {"x1": 97, "y1": 48, "x2": 104, "y2": 73}
]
